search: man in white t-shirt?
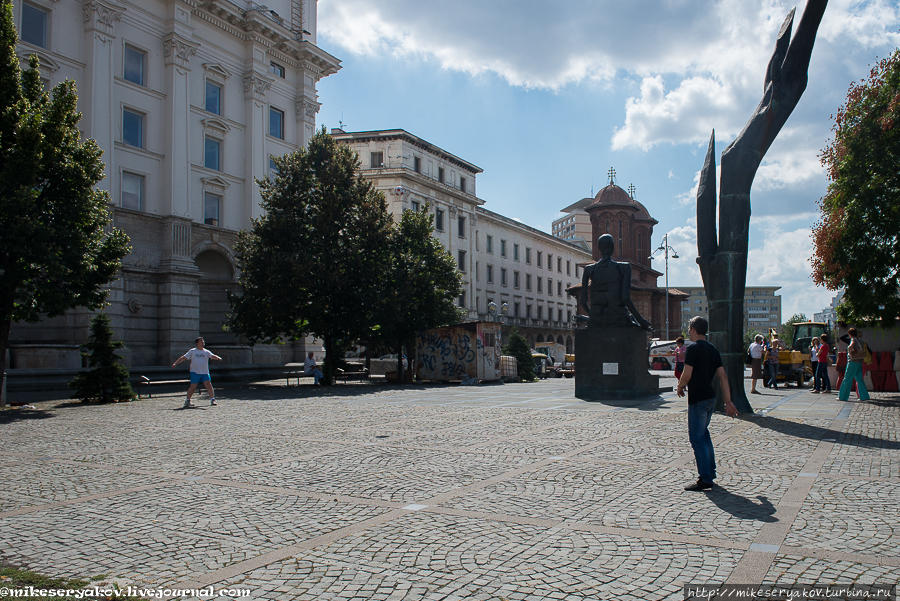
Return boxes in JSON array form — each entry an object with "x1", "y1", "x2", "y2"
[
  {"x1": 172, "y1": 336, "x2": 223, "y2": 408},
  {"x1": 303, "y1": 351, "x2": 324, "y2": 385}
]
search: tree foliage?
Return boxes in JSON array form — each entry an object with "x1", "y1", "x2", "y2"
[
  {"x1": 70, "y1": 313, "x2": 135, "y2": 403},
  {"x1": 0, "y1": 0, "x2": 130, "y2": 402},
  {"x1": 229, "y1": 127, "x2": 393, "y2": 384},
  {"x1": 811, "y1": 49, "x2": 900, "y2": 324},
  {"x1": 503, "y1": 329, "x2": 535, "y2": 382},
  {"x1": 375, "y1": 207, "x2": 464, "y2": 379}
]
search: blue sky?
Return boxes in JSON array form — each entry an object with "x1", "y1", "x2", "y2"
[{"x1": 314, "y1": 0, "x2": 900, "y2": 320}]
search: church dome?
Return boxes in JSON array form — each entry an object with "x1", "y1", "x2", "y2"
[{"x1": 589, "y1": 184, "x2": 652, "y2": 219}]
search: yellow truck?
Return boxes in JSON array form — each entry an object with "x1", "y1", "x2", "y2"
[{"x1": 768, "y1": 322, "x2": 829, "y2": 387}]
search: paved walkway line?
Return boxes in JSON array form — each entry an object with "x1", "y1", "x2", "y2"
[{"x1": 725, "y1": 402, "x2": 854, "y2": 584}]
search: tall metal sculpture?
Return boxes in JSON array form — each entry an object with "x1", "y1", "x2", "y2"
[{"x1": 696, "y1": 0, "x2": 826, "y2": 414}]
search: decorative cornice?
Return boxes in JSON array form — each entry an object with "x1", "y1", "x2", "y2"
[
  {"x1": 295, "y1": 98, "x2": 320, "y2": 120},
  {"x1": 243, "y1": 72, "x2": 273, "y2": 100},
  {"x1": 82, "y1": 0, "x2": 124, "y2": 36},
  {"x1": 162, "y1": 33, "x2": 199, "y2": 68}
]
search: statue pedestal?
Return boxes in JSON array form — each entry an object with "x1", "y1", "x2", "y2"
[{"x1": 575, "y1": 327, "x2": 662, "y2": 400}]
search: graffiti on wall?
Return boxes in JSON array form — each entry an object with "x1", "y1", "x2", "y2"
[{"x1": 417, "y1": 323, "x2": 501, "y2": 381}]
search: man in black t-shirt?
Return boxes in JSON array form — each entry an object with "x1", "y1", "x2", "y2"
[{"x1": 676, "y1": 316, "x2": 738, "y2": 491}]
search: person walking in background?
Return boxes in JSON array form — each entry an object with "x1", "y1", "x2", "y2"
[
  {"x1": 813, "y1": 334, "x2": 832, "y2": 393},
  {"x1": 304, "y1": 351, "x2": 324, "y2": 385},
  {"x1": 749, "y1": 334, "x2": 765, "y2": 394},
  {"x1": 673, "y1": 336, "x2": 687, "y2": 380},
  {"x1": 839, "y1": 328, "x2": 870, "y2": 402},
  {"x1": 765, "y1": 335, "x2": 783, "y2": 389},
  {"x1": 677, "y1": 316, "x2": 739, "y2": 492},
  {"x1": 172, "y1": 336, "x2": 222, "y2": 408},
  {"x1": 810, "y1": 336, "x2": 820, "y2": 391}
]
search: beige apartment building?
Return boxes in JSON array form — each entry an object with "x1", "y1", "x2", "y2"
[
  {"x1": 679, "y1": 286, "x2": 783, "y2": 337},
  {"x1": 331, "y1": 129, "x2": 593, "y2": 351},
  {"x1": 9, "y1": 0, "x2": 340, "y2": 368}
]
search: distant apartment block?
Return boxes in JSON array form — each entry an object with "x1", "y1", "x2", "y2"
[
  {"x1": 679, "y1": 286, "x2": 782, "y2": 336},
  {"x1": 551, "y1": 198, "x2": 593, "y2": 249}
]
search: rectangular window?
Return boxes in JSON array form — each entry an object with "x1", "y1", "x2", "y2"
[
  {"x1": 486, "y1": 235, "x2": 493, "y2": 254},
  {"x1": 411, "y1": 200, "x2": 420, "y2": 212},
  {"x1": 567, "y1": 260, "x2": 571, "y2": 275},
  {"x1": 557, "y1": 281, "x2": 562, "y2": 296},
  {"x1": 558, "y1": 257, "x2": 562, "y2": 272},
  {"x1": 435, "y1": 208, "x2": 444, "y2": 231},
  {"x1": 413, "y1": 156, "x2": 421, "y2": 173},
  {"x1": 460, "y1": 176, "x2": 467, "y2": 192},
  {"x1": 459, "y1": 291, "x2": 466, "y2": 307},
  {"x1": 123, "y1": 45, "x2": 145, "y2": 86},
  {"x1": 538, "y1": 306, "x2": 543, "y2": 320},
  {"x1": 514, "y1": 244, "x2": 519, "y2": 261},
  {"x1": 20, "y1": 2, "x2": 48, "y2": 48},
  {"x1": 438, "y1": 167, "x2": 445, "y2": 183},
  {"x1": 537, "y1": 278, "x2": 543, "y2": 293},
  {"x1": 457, "y1": 250, "x2": 466, "y2": 272},
  {"x1": 458, "y1": 216, "x2": 466, "y2": 238},
  {"x1": 204, "y1": 137, "x2": 221, "y2": 171},
  {"x1": 121, "y1": 171, "x2": 143, "y2": 210},
  {"x1": 527, "y1": 305, "x2": 532, "y2": 318},
  {"x1": 548, "y1": 279, "x2": 553, "y2": 296},
  {"x1": 500, "y1": 240, "x2": 507, "y2": 257},
  {"x1": 122, "y1": 108, "x2": 143, "y2": 147},
  {"x1": 526, "y1": 248, "x2": 531, "y2": 264},
  {"x1": 270, "y1": 62, "x2": 285, "y2": 78},
  {"x1": 370, "y1": 151, "x2": 383, "y2": 168},
  {"x1": 486, "y1": 264, "x2": 493, "y2": 284},
  {"x1": 547, "y1": 254, "x2": 553, "y2": 270},
  {"x1": 513, "y1": 271, "x2": 520, "y2": 288},
  {"x1": 204, "y1": 192, "x2": 221, "y2": 226},
  {"x1": 514, "y1": 302, "x2": 520, "y2": 317},
  {"x1": 205, "y1": 81, "x2": 222, "y2": 114},
  {"x1": 269, "y1": 106, "x2": 284, "y2": 139},
  {"x1": 501, "y1": 268, "x2": 507, "y2": 287},
  {"x1": 537, "y1": 251, "x2": 543, "y2": 268}
]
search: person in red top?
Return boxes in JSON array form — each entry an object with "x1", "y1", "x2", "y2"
[
  {"x1": 812, "y1": 334, "x2": 832, "y2": 393},
  {"x1": 673, "y1": 336, "x2": 687, "y2": 380}
]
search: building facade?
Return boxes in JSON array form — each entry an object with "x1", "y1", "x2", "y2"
[
  {"x1": 9, "y1": 0, "x2": 340, "y2": 367},
  {"x1": 331, "y1": 129, "x2": 592, "y2": 351},
  {"x1": 679, "y1": 286, "x2": 783, "y2": 337},
  {"x1": 551, "y1": 198, "x2": 592, "y2": 249}
]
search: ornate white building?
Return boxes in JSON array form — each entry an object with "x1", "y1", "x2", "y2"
[
  {"x1": 9, "y1": 0, "x2": 340, "y2": 368},
  {"x1": 331, "y1": 129, "x2": 592, "y2": 351}
]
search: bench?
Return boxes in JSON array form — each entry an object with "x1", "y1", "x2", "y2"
[
  {"x1": 285, "y1": 368, "x2": 370, "y2": 385},
  {"x1": 138, "y1": 375, "x2": 189, "y2": 398}
]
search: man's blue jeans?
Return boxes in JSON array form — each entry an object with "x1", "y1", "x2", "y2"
[{"x1": 688, "y1": 397, "x2": 717, "y2": 484}]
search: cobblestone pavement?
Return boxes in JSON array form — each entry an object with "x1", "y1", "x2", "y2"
[{"x1": 1, "y1": 378, "x2": 898, "y2": 600}]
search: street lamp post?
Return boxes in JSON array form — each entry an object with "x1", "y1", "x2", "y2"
[{"x1": 650, "y1": 233, "x2": 679, "y2": 340}]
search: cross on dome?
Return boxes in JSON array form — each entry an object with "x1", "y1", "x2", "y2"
[{"x1": 608, "y1": 166, "x2": 616, "y2": 185}]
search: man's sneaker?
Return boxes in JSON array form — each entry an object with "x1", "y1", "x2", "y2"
[
  {"x1": 210, "y1": 399, "x2": 217, "y2": 406},
  {"x1": 182, "y1": 401, "x2": 195, "y2": 409},
  {"x1": 684, "y1": 478, "x2": 714, "y2": 492}
]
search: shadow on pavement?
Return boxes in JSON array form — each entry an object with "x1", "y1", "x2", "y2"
[
  {"x1": 706, "y1": 487, "x2": 777, "y2": 522},
  {"x1": 747, "y1": 414, "x2": 900, "y2": 450},
  {"x1": 0, "y1": 408, "x2": 56, "y2": 424},
  {"x1": 217, "y1": 380, "x2": 486, "y2": 402},
  {"x1": 583, "y1": 395, "x2": 674, "y2": 411}
]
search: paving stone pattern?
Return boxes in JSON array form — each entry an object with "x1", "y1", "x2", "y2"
[{"x1": 1, "y1": 379, "x2": 898, "y2": 600}]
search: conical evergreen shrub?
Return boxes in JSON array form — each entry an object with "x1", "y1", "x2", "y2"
[{"x1": 70, "y1": 313, "x2": 136, "y2": 403}]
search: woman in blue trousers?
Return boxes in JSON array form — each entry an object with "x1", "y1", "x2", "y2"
[{"x1": 839, "y1": 328, "x2": 870, "y2": 402}]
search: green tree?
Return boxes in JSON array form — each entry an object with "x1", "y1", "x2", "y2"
[
  {"x1": 779, "y1": 313, "x2": 808, "y2": 347},
  {"x1": 229, "y1": 128, "x2": 392, "y2": 385},
  {"x1": 0, "y1": 0, "x2": 130, "y2": 406},
  {"x1": 811, "y1": 49, "x2": 900, "y2": 324},
  {"x1": 70, "y1": 313, "x2": 136, "y2": 403},
  {"x1": 503, "y1": 329, "x2": 535, "y2": 382},
  {"x1": 376, "y1": 207, "x2": 464, "y2": 381}
]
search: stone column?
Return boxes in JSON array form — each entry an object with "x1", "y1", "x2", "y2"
[
  {"x1": 81, "y1": 0, "x2": 123, "y2": 192},
  {"x1": 158, "y1": 217, "x2": 200, "y2": 363},
  {"x1": 295, "y1": 95, "x2": 319, "y2": 147},
  {"x1": 243, "y1": 72, "x2": 272, "y2": 221},
  {"x1": 162, "y1": 33, "x2": 198, "y2": 217}
]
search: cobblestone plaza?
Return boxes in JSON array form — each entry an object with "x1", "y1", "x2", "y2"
[{"x1": 1, "y1": 379, "x2": 898, "y2": 600}]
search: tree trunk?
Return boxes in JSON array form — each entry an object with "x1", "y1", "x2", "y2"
[
  {"x1": 396, "y1": 340, "x2": 404, "y2": 384},
  {"x1": 322, "y1": 335, "x2": 335, "y2": 386},
  {"x1": 0, "y1": 317, "x2": 10, "y2": 408}
]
